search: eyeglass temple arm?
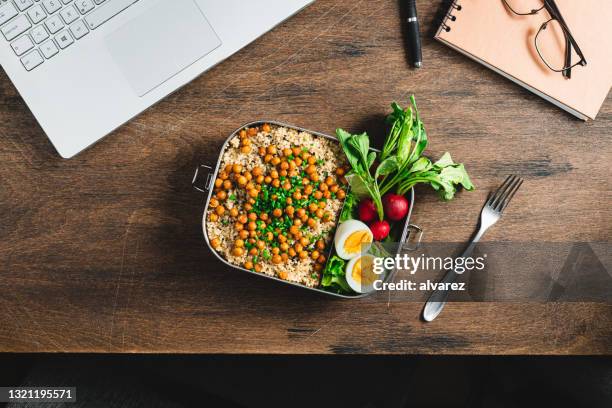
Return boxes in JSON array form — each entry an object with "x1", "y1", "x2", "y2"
[{"x1": 545, "y1": 0, "x2": 587, "y2": 67}]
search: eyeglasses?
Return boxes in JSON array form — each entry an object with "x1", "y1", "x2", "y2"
[{"x1": 502, "y1": 0, "x2": 587, "y2": 79}]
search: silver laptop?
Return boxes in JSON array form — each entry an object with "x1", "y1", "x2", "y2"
[{"x1": 0, "y1": 0, "x2": 313, "y2": 158}]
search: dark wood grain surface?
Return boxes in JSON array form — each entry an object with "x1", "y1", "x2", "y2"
[{"x1": 0, "y1": 0, "x2": 610, "y2": 354}]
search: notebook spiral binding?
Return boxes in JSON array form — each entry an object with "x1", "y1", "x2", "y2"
[{"x1": 440, "y1": 1, "x2": 462, "y2": 32}]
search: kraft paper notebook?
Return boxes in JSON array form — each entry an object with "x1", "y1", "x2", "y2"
[{"x1": 435, "y1": 0, "x2": 612, "y2": 120}]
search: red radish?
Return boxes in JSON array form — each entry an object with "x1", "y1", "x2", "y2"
[
  {"x1": 369, "y1": 220, "x2": 390, "y2": 241},
  {"x1": 382, "y1": 193, "x2": 409, "y2": 221},
  {"x1": 358, "y1": 199, "x2": 378, "y2": 223}
]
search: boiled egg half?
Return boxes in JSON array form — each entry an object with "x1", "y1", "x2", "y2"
[
  {"x1": 346, "y1": 254, "x2": 381, "y2": 293},
  {"x1": 334, "y1": 219, "x2": 373, "y2": 260}
]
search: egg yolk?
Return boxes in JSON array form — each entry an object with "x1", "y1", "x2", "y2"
[
  {"x1": 352, "y1": 257, "x2": 376, "y2": 286},
  {"x1": 343, "y1": 230, "x2": 372, "y2": 254}
]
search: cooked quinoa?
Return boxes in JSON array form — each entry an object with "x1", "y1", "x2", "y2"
[{"x1": 205, "y1": 124, "x2": 349, "y2": 287}]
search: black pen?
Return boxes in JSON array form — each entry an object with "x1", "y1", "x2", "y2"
[{"x1": 406, "y1": 0, "x2": 422, "y2": 68}]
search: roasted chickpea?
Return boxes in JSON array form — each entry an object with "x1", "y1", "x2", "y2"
[
  {"x1": 308, "y1": 156, "x2": 316, "y2": 165},
  {"x1": 280, "y1": 170, "x2": 288, "y2": 177},
  {"x1": 272, "y1": 247, "x2": 280, "y2": 255},
  {"x1": 248, "y1": 222, "x2": 257, "y2": 231},
  {"x1": 278, "y1": 234, "x2": 287, "y2": 243},
  {"x1": 299, "y1": 251, "x2": 308, "y2": 259},
  {"x1": 310, "y1": 173, "x2": 319, "y2": 182},
  {"x1": 210, "y1": 238, "x2": 221, "y2": 249},
  {"x1": 281, "y1": 253, "x2": 289, "y2": 262},
  {"x1": 283, "y1": 182, "x2": 291, "y2": 190},
  {"x1": 266, "y1": 232, "x2": 274, "y2": 241},
  {"x1": 248, "y1": 127, "x2": 258, "y2": 136},
  {"x1": 235, "y1": 239, "x2": 245, "y2": 248},
  {"x1": 245, "y1": 182, "x2": 254, "y2": 191},
  {"x1": 300, "y1": 237, "x2": 309, "y2": 247},
  {"x1": 289, "y1": 225, "x2": 299, "y2": 235},
  {"x1": 335, "y1": 168, "x2": 345, "y2": 176},
  {"x1": 260, "y1": 213, "x2": 269, "y2": 221},
  {"x1": 293, "y1": 190, "x2": 302, "y2": 200},
  {"x1": 288, "y1": 248, "x2": 297, "y2": 257},
  {"x1": 230, "y1": 207, "x2": 239, "y2": 217},
  {"x1": 232, "y1": 247, "x2": 244, "y2": 257},
  {"x1": 313, "y1": 191, "x2": 323, "y2": 200},
  {"x1": 315, "y1": 208, "x2": 324, "y2": 219},
  {"x1": 257, "y1": 240, "x2": 266, "y2": 250},
  {"x1": 289, "y1": 160, "x2": 297, "y2": 170},
  {"x1": 219, "y1": 171, "x2": 229, "y2": 180},
  {"x1": 262, "y1": 123, "x2": 271, "y2": 133},
  {"x1": 209, "y1": 213, "x2": 218, "y2": 222},
  {"x1": 254, "y1": 263, "x2": 263, "y2": 272},
  {"x1": 264, "y1": 176, "x2": 272, "y2": 184},
  {"x1": 242, "y1": 139, "x2": 251, "y2": 148},
  {"x1": 296, "y1": 208, "x2": 306, "y2": 218},
  {"x1": 278, "y1": 270, "x2": 288, "y2": 279},
  {"x1": 215, "y1": 206, "x2": 225, "y2": 216},
  {"x1": 239, "y1": 229, "x2": 249, "y2": 240},
  {"x1": 308, "y1": 218, "x2": 317, "y2": 228},
  {"x1": 301, "y1": 151, "x2": 311, "y2": 161},
  {"x1": 282, "y1": 148, "x2": 292, "y2": 157},
  {"x1": 224, "y1": 164, "x2": 233, "y2": 173},
  {"x1": 309, "y1": 203, "x2": 319, "y2": 213},
  {"x1": 264, "y1": 154, "x2": 273, "y2": 163},
  {"x1": 236, "y1": 175, "x2": 247, "y2": 186},
  {"x1": 280, "y1": 161, "x2": 289, "y2": 170},
  {"x1": 244, "y1": 203, "x2": 253, "y2": 211},
  {"x1": 285, "y1": 197, "x2": 293, "y2": 205},
  {"x1": 330, "y1": 184, "x2": 339, "y2": 193},
  {"x1": 291, "y1": 146, "x2": 301, "y2": 156},
  {"x1": 323, "y1": 212, "x2": 331, "y2": 221},
  {"x1": 235, "y1": 222, "x2": 244, "y2": 231},
  {"x1": 295, "y1": 157, "x2": 303, "y2": 166},
  {"x1": 214, "y1": 178, "x2": 223, "y2": 188},
  {"x1": 216, "y1": 190, "x2": 227, "y2": 200},
  {"x1": 319, "y1": 183, "x2": 328, "y2": 192},
  {"x1": 232, "y1": 164, "x2": 242, "y2": 174},
  {"x1": 325, "y1": 176, "x2": 334, "y2": 186},
  {"x1": 272, "y1": 179, "x2": 281, "y2": 188},
  {"x1": 209, "y1": 198, "x2": 219, "y2": 208},
  {"x1": 285, "y1": 206, "x2": 295, "y2": 216},
  {"x1": 267, "y1": 145, "x2": 277, "y2": 155},
  {"x1": 311, "y1": 250, "x2": 320, "y2": 260},
  {"x1": 302, "y1": 177, "x2": 310, "y2": 185},
  {"x1": 270, "y1": 170, "x2": 279, "y2": 179},
  {"x1": 316, "y1": 240, "x2": 325, "y2": 251},
  {"x1": 314, "y1": 263, "x2": 323, "y2": 272},
  {"x1": 256, "y1": 175, "x2": 264, "y2": 184},
  {"x1": 271, "y1": 157, "x2": 281, "y2": 166},
  {"x1": 244, "y1": 261, "x2": 254, "y2": 270},
  {"x1": 239, "y1": 129, "x2": 247, "y2": 138},
  {"x1": 249, "y1": 230, "x2": 257, "y2": 238},
  {"x1": 337, "y1": 189, "x2": 346, "y2": 199},
  {"x1": 258, "y1": 146, "x2": 267, "y2": 156},
  {"x1": 273, "y1": 208, "x2": 282, "y2": 218},
  {"x1": 317, "y1": 255, "x2": 326, "y2": 264},
  {"x1": 293, "y1": 218, "x2": 302, "y2": 227},
  {"x1": 249, "y1": 247, "x2": 258, "y2": 255},
  {"x1": 323, "y1": 190, "x2": 331, "y2": 199},
  {"x1": 294, "y1": 243, "x2": 304, "y2": 252},
  {"x1": 223, "y1": 180, "x2": 233, "y2": 190},
  {"x1": 238, "y1": 214, "x2": 248, "y2": 224},
  {"x1": 240, "y1": 145, "x2": 251, "y2": 154},
  {"x1": 247, "y1": 212, "x2": 257, "y2": 221},
  {"x1": 252, "y1": 166, "x2": 263, "y2": 177},
  {"x1": 248, "y1": 189, "x2": 258, "y2": 198},
  {"x1": 304, "y1": 185, "x2": 313, "y2": 195},
  {"x1": 305, "y1": 164, "x2": 316, "y2": 174},
  {"x1": 280, "y1": 242, "x2": 289, "y2": 252}
]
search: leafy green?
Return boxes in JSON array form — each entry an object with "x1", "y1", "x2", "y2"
[
  {"x1": 339, "y1": 191, "x2": 358, "y2": 222},
  {"x1": 321, "y1": 255, "x2": 352, "y2": 294},
  {"x1": 337, "y1": 96, "x2": 473, "y2": 214}
]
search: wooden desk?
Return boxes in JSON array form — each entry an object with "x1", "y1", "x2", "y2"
[{"x1": 0, "y1": 0, "x2": 610, "y2": 354}]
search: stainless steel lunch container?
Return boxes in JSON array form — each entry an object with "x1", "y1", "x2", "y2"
[{"x1": 193, "y1": 121, "x2": 422, "y2": 298}]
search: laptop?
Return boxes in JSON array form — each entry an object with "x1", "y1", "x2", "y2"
[{"x1": 0, "y1": 0, "x2": 314, "y2": 158}]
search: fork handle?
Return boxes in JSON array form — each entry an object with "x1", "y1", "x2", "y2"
[{"x1": 422, "y1": 226, "x2": 487, "y2": 322}]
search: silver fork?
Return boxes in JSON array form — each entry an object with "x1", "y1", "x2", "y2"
[{"x1": 422, "y1": 175, "x2": 524, "y2": 322}]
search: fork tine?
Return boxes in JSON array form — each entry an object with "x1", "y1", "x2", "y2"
[
  {"x1": 500, "y1": 178, "x2": 523, "y2": 212},
  {"x1": 489, "y1": 175, "x2": 516, "y2": 208},
  {"x1": 494, "y1": 176, "x2": 522, "y2": 211}
]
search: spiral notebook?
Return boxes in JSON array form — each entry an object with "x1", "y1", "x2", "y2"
[{"x1": 435, "y1": 0, "x2": 612, "y2": 120}]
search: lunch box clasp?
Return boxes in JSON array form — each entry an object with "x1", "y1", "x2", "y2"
[{"x1": 192, "y1": 164, "x2": 214, "y2": 193}]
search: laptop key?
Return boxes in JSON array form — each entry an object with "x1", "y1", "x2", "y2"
[
  {"x1": 45, "y1": 14, "x2": 64, "y2": 34},
  {"x1": 21, "y1": 49, "x2": 44, "y2": 70},
  {"x1": 0, "y1": 2, "x2": 19, "y2": 27},
  {"x1": 1, "y1": 14, "x2": 32, "y2": 41},
  {"x1": 11, "y1": 34, "x2": 34, "y2": 56},
  {"x1": 27, "y1": 4, "x2": 47, "y2": 24},
  {"x1": 84, "y1": 0, "x2": 138, "y2": 30},
  {"x1": 42, "y1": 0, "x2": 62, "y2": 14},
  {"x1": 31, "y1": 25, "x2": 49, "y2": 43},
  {"x1": 55, "y1": 29, "x2": 73, "y2": 49},
  {"x1": 14, "y1": 0, "x2": 34, "y2": 12},
  {"x1": 40, "y1": 39, "x2": 59, "y2": 58},
  {"x1": 76, "y1": 0, "x2": 95, "y2": 14},
  {"x1": 70, "y1": 19, "x2": 89, "y2": 39},
  {"x1": 60, "y1": 5, "x2": 79, "y2": 24}
]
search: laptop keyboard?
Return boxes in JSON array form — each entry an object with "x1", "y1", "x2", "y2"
[{"x1": 0, "y1": 0, "x2": 140, "y2": 71}]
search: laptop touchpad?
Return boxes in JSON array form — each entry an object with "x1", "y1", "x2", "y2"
[{"x1": 106, "y1": 0, "x2": 222, "y2": 97}]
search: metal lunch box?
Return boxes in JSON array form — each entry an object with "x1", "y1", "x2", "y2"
[{"x1": 192, "y1": 121, "x2": 423, "y2": 298}]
